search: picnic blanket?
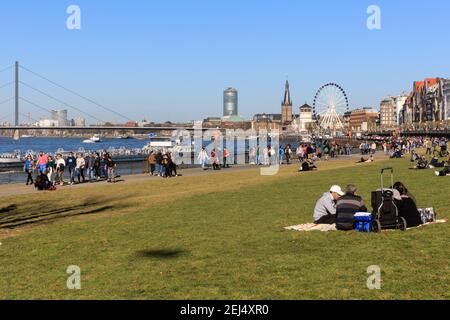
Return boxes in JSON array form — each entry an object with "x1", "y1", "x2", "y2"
[
  {"x1": 284, "y1": 223, "x2": 337, "y2": 232},
  {"x1": 285, "y1": 219, "x2": 448, "y2": 232}
]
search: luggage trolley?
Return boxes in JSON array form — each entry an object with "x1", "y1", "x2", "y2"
[{"x1": 370, "y1": 167, "x2": 407, "y2": 233}]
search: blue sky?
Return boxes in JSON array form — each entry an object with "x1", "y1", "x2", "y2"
[{"x1": 0, "y1": 0, "x2": 449, "y2": 124}]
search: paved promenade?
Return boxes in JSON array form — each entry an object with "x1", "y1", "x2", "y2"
[
  {"x1": 0, "y1": 153, "x2": 385, "y2": 198},
  {"x1": 0, "y1": 164, "x2": 259, "y2": 198}
]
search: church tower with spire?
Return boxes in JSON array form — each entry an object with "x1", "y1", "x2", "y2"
[{"x1": 281, "y1": 80, "x2": 293, "y2": 125}]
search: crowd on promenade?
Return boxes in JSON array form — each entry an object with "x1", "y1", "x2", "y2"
[
  {"x1": 23, "y1": 151, "x2": 118, "y2": 190},
  {"x1": 19, "y1": 135, "x2": 449, "y2": 190},
  {"x1": 145, "y1": 143, "x2": 339, "y2": 176},
  {"x1": 246, "y1": 142, "x2": 354, "y2": 171}
]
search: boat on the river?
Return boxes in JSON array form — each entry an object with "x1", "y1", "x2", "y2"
[
  {"x1": 115, "y1": 135, "x2": 132, "y2": 140},
  {"x1": 83, "y1": 135, "x2": 102, "y2": 144},
  {"x1": 0, "y1": 154, "x2": 22, "y2": 165},
  {"x1": 142, "y1": 137, "x2": 193, "y2": 154}
]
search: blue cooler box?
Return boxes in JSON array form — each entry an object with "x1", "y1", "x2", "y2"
[{"x1": 354, "y1": 213, "x2": 373, "y2": 232}]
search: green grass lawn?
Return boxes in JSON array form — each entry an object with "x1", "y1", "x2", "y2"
[{"x1": 0, "y1": 157, "x2": 449, "y2": 299}]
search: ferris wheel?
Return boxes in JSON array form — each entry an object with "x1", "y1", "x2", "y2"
[{"x1": 313, "y1": 83, "x2": 349, "y2": 131}]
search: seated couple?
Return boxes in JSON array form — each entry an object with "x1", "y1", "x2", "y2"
[
  {"x1": 313, "y1": 183, "x2": 423, "y2": 230},
  {"x1": 313, "y1": 185, "x2": 367, "y2": 231},
  {"x1": 298, "y1": 159, "x2": 317, "y2": 172}
]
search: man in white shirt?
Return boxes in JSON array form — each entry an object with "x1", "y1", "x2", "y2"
[{"x1": 313, "y1": 185, "x2": 344, "y2": 224}]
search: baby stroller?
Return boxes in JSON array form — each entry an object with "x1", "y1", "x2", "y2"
[{"x1": 370, "y1": 168, "x2": 407, "y2": 233}]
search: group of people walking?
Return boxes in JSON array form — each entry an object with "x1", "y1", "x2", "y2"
[
  {"x1": 24, "y1": 151, "x2": 118, "y2": 188},
  {"x1": 197, "y1": 147, "x2": 231, "y2": 170}
]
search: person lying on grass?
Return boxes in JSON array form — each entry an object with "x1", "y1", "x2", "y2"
[
  {"x1": 313, "y1": 185, "x2": 344, "y2": 225},
  {"x1": 435, "y1": 166, "x2": 450, "y2": 177},
  {"x1": 429, "y1": 156, "x2": 447, "y2": 168},
  {"x1": 357, "y1": 155, "x2": 374, "y2": 163}
]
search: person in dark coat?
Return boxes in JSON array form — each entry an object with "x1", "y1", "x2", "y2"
[
  {"x1": 392, "y1": 182, "x2": 417, "y2": 205},
  {"x1": 336, "y1": 185, "x2": 368, "y2": 231},
  {"x1": 66, "y1": 152, "x2": 77, "y2": 185},
  {"x1": 299, "y1": 159, "x2": 317, "y2": 172},
  {"x1": 393, "y1": 182, "x2": 422, "y2": 228}
]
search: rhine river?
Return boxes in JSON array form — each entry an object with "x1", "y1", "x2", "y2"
[{"x1": 0, "y1": 137, "x2": 149, "y2": 154}]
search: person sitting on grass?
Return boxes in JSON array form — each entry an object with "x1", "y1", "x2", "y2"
[
  {"x1": 336, "y1": 185, "x2": 368, "y2": 231},
  {"x1": 392, "y1": 182, "x2": 417, "y2": 205},
  {"x1": 313, "y1": 185, "x2": 344, "y2": 224},
  {"x1": 299, "y1": 158, "x2": 317, "y2": 172},
  {"x1": 393, "y1": 182, "x2": 423, "y2": 228},
  {"x1": 34, "y1": 173, "x2": 53, "y2": 191}
]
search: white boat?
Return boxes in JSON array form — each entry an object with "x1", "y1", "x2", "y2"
[
  {"x1": 83, "y1": 135, "x2": 101, "y2": 144},
  {"x1": 0, "y1": 154, "x2": 22, "y2": 164},
  {"x1": 143, "y1": 137, "x2": 174, "y2": 151},
  {"x1": 143, "y1": 137, "x2": 193, "y2": 154},
  {"x1": 0, "y1": 158, "x2": 22, "y2": 164}
]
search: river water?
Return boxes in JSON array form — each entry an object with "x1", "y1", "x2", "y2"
[{"x1": 0, "y1": 136, "x2": 149, "y2": 154}]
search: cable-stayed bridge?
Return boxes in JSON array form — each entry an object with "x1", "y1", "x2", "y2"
[{"x1": 0, "y1": 61, "x2": 196, "y2": 133}]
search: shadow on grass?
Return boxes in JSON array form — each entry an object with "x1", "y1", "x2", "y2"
[
  {"x1": 136, "y1": 249, "x2": 189, "y2": 260},
  {"x1": 0, "y1": 205, "x2": 17, "y2": 214},
  {"x1": 0, "y1": 196, "x2": 131, "y2": 229}
]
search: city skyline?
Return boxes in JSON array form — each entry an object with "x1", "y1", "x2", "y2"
[{"x1": 1, "y1": 0, "x2": 450, "y2": 123}]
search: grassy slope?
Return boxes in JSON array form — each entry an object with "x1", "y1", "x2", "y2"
[{"x1": 0, "y1": 157, "x2": 449, "y2": 300}]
